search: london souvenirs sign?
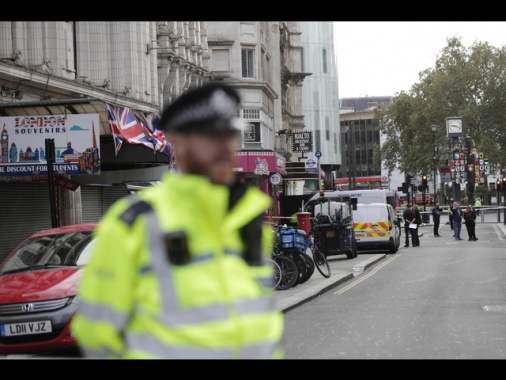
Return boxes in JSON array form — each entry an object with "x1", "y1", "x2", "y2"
[{"x1": 0, "y1": 114, "x2": 100, "y2": 177}]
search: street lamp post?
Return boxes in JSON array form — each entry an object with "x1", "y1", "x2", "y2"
[
  {"x1": 430, "y1": 124, "x2": 437, "y2": 204},
  {"x1": 497, "y1": 179, "x2": 501, "y2": 222},
  {"x1": 503, "y1": 176, "x2": 506, "y2": 225}
]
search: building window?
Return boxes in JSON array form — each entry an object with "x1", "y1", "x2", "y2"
[
  {"x1": 322, "y1": 49, "x2": 327, "y2": 73},
  {"x1": 242, "y1": 49, "x2": 254, "y2": 78},
  {"x1": 243, "y1": 109, "x2": 260, "y2": 119},
  {"x1": 301, "y1": 47, "x2": 305, "y2": 72},
  {"x1": 244, "y1": 122, "x2": 261, "y2": 142}
]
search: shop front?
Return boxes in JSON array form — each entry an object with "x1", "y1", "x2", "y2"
[{"x1": 234, "y1": 150, "x2": 287, "y2": 222}]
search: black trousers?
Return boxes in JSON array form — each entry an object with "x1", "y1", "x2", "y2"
[
  {"x1": 433, "y1": 217, "x2": 440, "y2": 235},
  {"x1": 404, "y1": 224, "x2": 417, "y2": 246},
  {"x1": 465, "y1": 220, "x2": 477, "y2": 239},
  {"x1": 404, "y1": 224, "x2": 410, "y2": 245},
  {"x1": 412, "y1": 226, "x2": 420, "y2": 246}
]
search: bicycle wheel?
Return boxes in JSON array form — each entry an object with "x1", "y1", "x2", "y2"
[
  {"x1": 311, "y1": 244, "x2": 331, "y2": 278},
  {"x1": 273, "y1": 255, "x2": 299, "y2": 290},
  {"x1": 294, "y1": 251, "x2": 315, "y2": 284},
  {"x1": 267, "y1": 258, "x2": 282, "y2": 289}
]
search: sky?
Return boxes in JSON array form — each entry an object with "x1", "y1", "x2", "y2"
[{"x1": 333, "y1": 22, "x2": 506, "y2": 99}]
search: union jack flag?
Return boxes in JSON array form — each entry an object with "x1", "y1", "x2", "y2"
[
  {"x1": 103, "y1": 103, "x2": 171, "y2": 157},
  {"x1": 132, "y1": 110, "x2": 171, "y2": 157}
]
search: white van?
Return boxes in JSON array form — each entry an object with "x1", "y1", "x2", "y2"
[{"x1": 352, "y1": 203, "x2": 401, "y2": 253}]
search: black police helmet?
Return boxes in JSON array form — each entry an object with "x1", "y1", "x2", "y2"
[{"x1": 158, "y1": 82, "x2": 241, "y2": 134}]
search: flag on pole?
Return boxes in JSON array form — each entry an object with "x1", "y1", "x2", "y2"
[{"x1": 103, "y1": 102, "x2": 170, "y2": 157}]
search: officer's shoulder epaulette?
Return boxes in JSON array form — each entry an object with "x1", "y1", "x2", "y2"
[{"x1": 119, "y1": 195, "x2": 154, "y2": 226}]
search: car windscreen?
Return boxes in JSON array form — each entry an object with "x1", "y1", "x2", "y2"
[
  {"x1": 0, "y1": 230, "x2": 94, "y2": 274},
  {"x1": 352, "y1": 206, "x2": 386, "y2": 222}
]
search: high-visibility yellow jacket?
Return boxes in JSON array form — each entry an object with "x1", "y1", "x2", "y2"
[{"x1": 71, "y1": 173, "x2": 284, "y2": 359}]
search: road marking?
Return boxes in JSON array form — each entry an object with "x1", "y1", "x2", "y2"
[
  {"x1": 493, "y1": 225, "x2": 506, "y2": 240},
  {"x1": 334, "y1": 254, "x2": 398, "y2": 295}
]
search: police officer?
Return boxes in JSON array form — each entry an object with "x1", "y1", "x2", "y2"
[
  {"x1": 71, "y1": 82, "x2": 284, "y2": 359},
  {"x1": 402, "y1": 204, "x2": 416, "y2": 247}
]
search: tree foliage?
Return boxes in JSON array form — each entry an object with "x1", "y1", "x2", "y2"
[{"x1": 376, "y1": 37, "x2": 506, "y2": 181}]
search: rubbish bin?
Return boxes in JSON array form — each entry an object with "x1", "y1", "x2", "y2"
[{"x1": 422, "y1": 212, "x2": 430, "y2": 224}]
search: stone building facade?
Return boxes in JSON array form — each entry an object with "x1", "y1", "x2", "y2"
[{"x1": 0, "y1": 21, "x2": 307, "y2": 260}]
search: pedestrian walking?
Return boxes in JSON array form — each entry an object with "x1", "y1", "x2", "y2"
[
  {"x1": 432, "y1": 203, "x2": 442, "y2": 237},
  {"x1": 464, "y1": 204, "x2": 479, "y2": 241},
  {"x1": 402, "y1": 204, "x2": 417, "y2": 247},
  {"x1": 452, "y1": 202, "x2": 464, "y2": 241},
  {"x1": 70, "y1": 82, "x2": 284, "y2": 359},
  {"x1": 412, "y1": 204, "x2": 422, "y2": 246}
]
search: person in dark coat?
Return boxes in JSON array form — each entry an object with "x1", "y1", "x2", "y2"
[
  {"x1": 464, "y1": 204, "x2": 478, "y2": 241},
  {"x1": 432, "y1": 203, "x2": 442, "y2": 237},
  {"x1": 402, "y1": 204, "x2": 417, "y2": 247},
  {"x1": 412, "y1": 204, "x2": 422, "y2": 246}
]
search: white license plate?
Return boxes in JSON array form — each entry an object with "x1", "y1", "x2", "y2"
[{"x1": 0, "y1": 320, "x2": 52, "y2": 336}]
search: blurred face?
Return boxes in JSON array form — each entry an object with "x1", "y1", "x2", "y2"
[{"x1": 170, "y1": 129, "x2": 241, "y2": 186}]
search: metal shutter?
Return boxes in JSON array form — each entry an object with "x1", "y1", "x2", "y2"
[
  {"x1": 81, "y1": 185, "x2": 130, "y2": 223},
  {"x1": 0, "y1": 184, "x2": 131, "y2": 262},
  {"x1": 103, "y1": 186, "x2": 130, "y2": 211},
  {"x1": 81, "y1": 186, "x2": 103, "y2": 223},
  {"x1": 0, "y1": 183, "x2": 53, "y2": 262}
]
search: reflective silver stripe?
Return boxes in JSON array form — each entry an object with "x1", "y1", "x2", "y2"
[
  {"x1": 126, "y1": 332, "x2": 279, "y2": 359},
  {"x1": 240, "y1": 341, "x2": 279, "y2": 358},
  {"x1": 78, "y1": 298, "x2": 130, "y2": 329},
  {"x1": 235, "y1": 296, "x2": 274, "y2": 315},
  {"x1": 126, "y1": 332, "x2": 235, "y2": 359}
]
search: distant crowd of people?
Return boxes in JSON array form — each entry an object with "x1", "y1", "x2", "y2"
[{"x1": 400, "y1": 199, "x2": 481, "y2": 248}]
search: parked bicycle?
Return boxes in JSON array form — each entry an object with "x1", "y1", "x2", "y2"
[
  {"x1": 267, "y1": 258, "x2": 282, "y2": 289},
  {"x1": 272, "y1": 249, "x2": 299, "y2": 290},
  {"x1": 274, "y1": 229, "x2": 315, "y2": 286},
  {"x1": 274, "y1": 225, "x2": 330, "y2": 287}
]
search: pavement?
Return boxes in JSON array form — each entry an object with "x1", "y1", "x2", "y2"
[{"x1": 274, "y1": 219, "x2": 506, "y2": 313}]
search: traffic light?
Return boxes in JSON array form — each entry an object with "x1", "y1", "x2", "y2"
[
  {"x1": 497, "y1": 179, "x2": 502, "y2": 191},
  {"x1": 422, "y1": 175, "x2": 428, "y2": 191}
]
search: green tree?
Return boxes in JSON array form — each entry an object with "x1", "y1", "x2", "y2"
[{"x1": 377, "y1": 37, "x2": 506, "y2": 200}]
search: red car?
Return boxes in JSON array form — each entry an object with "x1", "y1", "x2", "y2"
[{"x1": 0, "y1": 223, "x2": 98, "y2": 355}]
